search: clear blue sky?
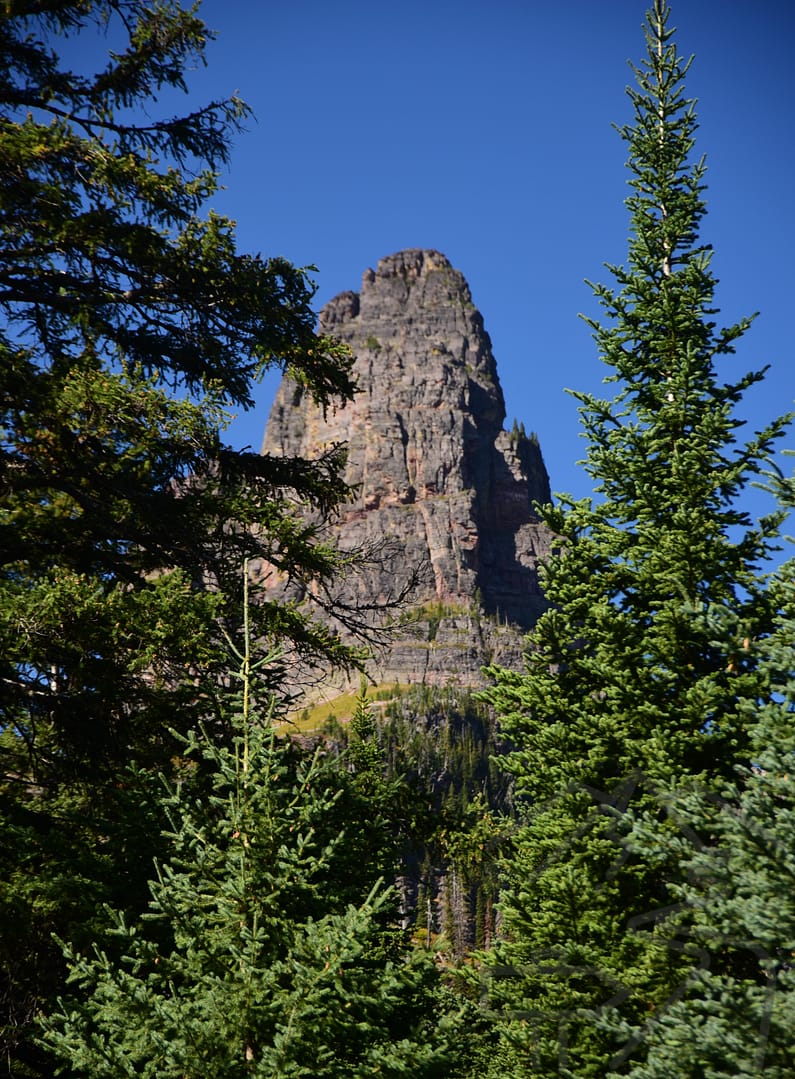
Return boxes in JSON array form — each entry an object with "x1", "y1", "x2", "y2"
[{"x1": 189, "y1": 1, "x2": 793, "y2": 520}]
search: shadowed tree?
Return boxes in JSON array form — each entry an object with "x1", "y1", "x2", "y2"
[{"x1": 0, "y1": 3, "x2": 360, "y2": 1071}]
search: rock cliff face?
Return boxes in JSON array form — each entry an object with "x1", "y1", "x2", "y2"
[{"x1": 261, "y1": 250, "x2": 555, "y2": 691}]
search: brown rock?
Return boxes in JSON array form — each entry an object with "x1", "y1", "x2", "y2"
[{"x1": 261, "y1": 250, "x2": 555, "y2": 692}]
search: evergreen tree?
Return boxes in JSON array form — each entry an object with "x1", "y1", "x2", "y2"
[
  {"x1": 376, "y1": 685, "x2": 511, "y2": 960},
  {"x1": 0, "y1": 0, "x2": 357, "y2": 775},
  {"x1": 39, "y1": 587, "x2": 453, "y2": 1078},
  {"x1": 618, "y1": 473, "x2": 795, "y2": 1078},
  {"x1": 0, "y1": 3, "x2": 358, "y2": 1070},
  {"x1": 348, "y1": 679, "x2": 383, "y2": 789},
  {"x1": 481, "y1": 3, "x2": 789, "y2": 1074}
]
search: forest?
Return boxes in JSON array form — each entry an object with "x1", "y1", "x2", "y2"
[{"x1": 1, "y1": 1, "x2": 794, "y2": 1076}]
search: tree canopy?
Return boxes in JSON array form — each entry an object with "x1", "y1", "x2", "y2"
[
  {"x1": 0, "y1": 0, "x2": 361, "y2": 765},
  {"x1": 0, "y1": 3, "x2": 359, "y2": 1071},
  {"x1": 620, "y1": 469, "x2": 795, "y2": 1078}
]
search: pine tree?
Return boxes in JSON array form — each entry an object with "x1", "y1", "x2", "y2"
[
  {"x1": 481, "y1": 3, "x2": 789, "y2": 1074},
  {"x1": 39, "y1": 581, "x2": 453, "y2": 1078}
]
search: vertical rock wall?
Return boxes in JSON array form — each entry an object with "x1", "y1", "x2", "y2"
[{"x1": 261, "y1": 250, "x2": 555, "y2": 689}]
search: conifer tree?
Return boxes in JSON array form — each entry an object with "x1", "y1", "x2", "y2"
[
  {"x1": 0, "y1": 0, "x2": 358, "y2": 776},
  {"x1": 619, "y1": 473, "x2": 795, "y2": 1078},
  {"x1": 482, "y1": 3, "x2": 789, "y2": 1074},
  {"x1": 0, "y1": 3, "x2": 358, "y2": 1070},
  {"x1": 348, "y1": 679, "x2": 383, "y2": 788},
  {"x1": 39, "y1": 583, "x2": 453, "y2": 1078}
]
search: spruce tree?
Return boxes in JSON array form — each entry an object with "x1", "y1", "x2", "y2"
[
  {"x1": 348, "y1": 679, "x2": 384, "y2": 788},
  {"x1": 39, "y1": 584, "x2": 453, "y2": 1078},
  {"x1": 482, "y1": 3, "x2": 789, "y2": 1074},
  {"x1": 618, "y1": 472, "x2": 795, "y2": 1078}
]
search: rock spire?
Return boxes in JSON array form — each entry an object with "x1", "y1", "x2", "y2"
[{"x1": 261, "y1": 250, "x2": 555, "y2": 690}]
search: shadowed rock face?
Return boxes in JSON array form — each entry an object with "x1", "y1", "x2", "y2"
[{"x1": 261, "y1": 250, "x2": 555, "y2": 690}]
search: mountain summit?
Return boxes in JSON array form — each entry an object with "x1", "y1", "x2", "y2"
[{"x1": 261, "y1": 250, "x2": 555, "y2": 689}]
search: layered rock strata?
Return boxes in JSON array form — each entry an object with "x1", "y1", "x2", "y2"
[{"x1": 260, "y1": 250, "x2": 555, "y2": 691}]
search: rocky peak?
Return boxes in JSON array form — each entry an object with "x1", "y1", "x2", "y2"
[{"x1": 261, "y1": 250, "x2": 555, "y2": 690}]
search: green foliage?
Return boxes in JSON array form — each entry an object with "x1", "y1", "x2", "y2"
[
  {"x1": 39, "y1": 619, "x2": 454, "y2": 1078},
  {"x1": 481, "y1": 3, "x2": 789, "y2": 1074},
  {"x1": 0, "y1": 763, "x2": 168, "y2": 1079},
  {"x1": 0, "y1": 0, "x2": 359, "y2": 778},
  {"x1": 378, "y1": 686, "x2": 511, "y2": 958},
  {"x1": 279, "y1": 681, "x2": 509, "y2": 971},
  {"x1": 348, "y1": 679, "x2": 383, "y2": 787},
  {"x1": 616, "y1": 474, "x2": 795, "y2": 1077},
  {"x1": 0, "y1": 3, "x2": 359, "y2": 1070}
]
